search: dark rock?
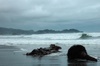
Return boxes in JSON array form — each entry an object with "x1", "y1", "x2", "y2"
[
  {"x1": 67, "y1": 45, "x2": 97, "y2": 62},
  {"x1": 26, "y1": 44, "x2": 61, "y2": 56}
]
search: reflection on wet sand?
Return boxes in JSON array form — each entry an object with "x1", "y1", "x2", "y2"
[
  {"x1": 31, "y1": 56, "x2": 61, "y2": 66},
  {"x1": 68, "y1": 62, "x2": 87, "y2": 66},
  {"x1": 68, "y1": 61, "x2": 97, "y2": 66}
]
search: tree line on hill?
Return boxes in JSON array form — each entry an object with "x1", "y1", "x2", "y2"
[{"x1": 0, "y1": 27, "x2": 82, "y2": 35}]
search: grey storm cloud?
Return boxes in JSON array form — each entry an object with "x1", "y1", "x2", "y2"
[{"x1": 0, "y1": 0, "x2": 100, "y2": 31}]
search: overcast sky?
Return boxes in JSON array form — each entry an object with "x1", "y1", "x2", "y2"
[{"x1": 0, "y1": 0, "x2": 100, "y2": 32}]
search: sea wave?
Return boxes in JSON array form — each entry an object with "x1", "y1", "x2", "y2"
[
  {"x1": 0, "y1": 33, "x2": 81, "y2": 40},
  {"x1": 0, "y1": 33, "x2": 100, "y2": 46},
  {"x1": 79, "y1": 33, "x2": 100, "y2": 39},
  {"x1": 1, "y1": 33, "x2": 100, "y2": 40}
]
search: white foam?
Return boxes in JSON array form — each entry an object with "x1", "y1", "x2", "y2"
[
  {"x1": 20, "y1": 48, "x2": 27, "y2": 51},
  {"x1": 46, "y1": 53, "x2": 63, "y2": 56},
  {"x1": 0, "y1": 33, "x2": 100, "y2": 46}
]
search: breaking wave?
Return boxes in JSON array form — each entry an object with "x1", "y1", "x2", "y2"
[
  {"x1": 0, "y1": 33, "x2": 100, "y2": 46},
  {"x1": 79, "y1": 33, "x2": 100, "y2": 39}
]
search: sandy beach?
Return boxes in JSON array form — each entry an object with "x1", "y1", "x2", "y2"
[{"x1": 0, "y1": 44, "x2": 99, "y2": 66}]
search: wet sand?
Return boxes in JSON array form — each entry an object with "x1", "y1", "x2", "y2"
[{"x1": 0, "y1": 44, "x2": 99, "y2": 66}]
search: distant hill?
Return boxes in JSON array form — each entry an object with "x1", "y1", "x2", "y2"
[
  {"x1": 35, "y1": 29, "x2": 82, "y2": 34},
  {"x1": 0, "y1": 27, "x2": 34, "y2": 35},
  {"x1": 0, "y1": 27, "x2": 82, "y2": 35}
]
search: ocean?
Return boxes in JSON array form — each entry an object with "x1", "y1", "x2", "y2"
[{"x1": 0, "y1": 33, "x2": 100, "y2": 66}]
